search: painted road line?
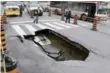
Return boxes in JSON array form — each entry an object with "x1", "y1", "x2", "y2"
[
  {"x1": 39, "y1": 36, "x2": 51, "y2": 45},
  {"x1": 11, "y1": 25, "x2": 26, "y2": 37},
  {"x1": 73, "y1": 21, "x2": 88, "y2": 26},
  {"x1": 53, "y1": 22, "x2": 71, "y2": 28},
  {"x1": 9, "y1": 19, "x2": 60, "y2": 24},
  {"x1": 61, "y1": 21, "x2": 79, "y2": 28},
  {"x1": 60, "y1": 21, "x2": 73, "y2": 27},
  {"x1": 67, "y1": 23, "x2": 79, "y2": 27},
  {"x1": 44, "y1": 23, "x2": 63, "y2": 30},
  {"x1": 35, "y1": 23, "x2": 47, "y2": 29},
  {"x1": 35, "y1": 23, "x2": 55, "y2": 30},
  {"x1": 25, "y1": 24, "x2": 37, "y2": 35},
  {"x1": 34, "y1": 36, "x2": 51, "y2": 45},
  {"x1": 10, "y1": 21, "x2": 32, "y2": 24},
  {"x1": 39, "y1": 19, "x2": 59, "y2": 22}
]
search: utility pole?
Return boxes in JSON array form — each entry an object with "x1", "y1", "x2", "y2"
[
  {"x1": 68, "y1": 2, "x2": 71, "y2": 10},
  {"x1": 61, "y1": 2, "x2": 67, "y2": 21}
]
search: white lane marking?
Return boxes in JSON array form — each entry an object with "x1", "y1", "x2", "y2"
[
  {"x1": 11, "y1": 25, "x2": 26, "y2": 37},
  {"x1": 34, "y1": 36, "x2": 51, "y2": 45},
  {"x1": 61, "y1": 21, "x2": 73, "y2": 27},
  {"x1": 25, "y1": 24, "x2": 37, "y2": 35},
  {"x1": 67, "y1": 23, "x2": 79, "y2": 27},
  {"x1": 61, "y1": 21, "x2": 79, "y2": 28},
  {"x1": 44, "y1": 23, "x2": 63, "y2": 30},
  {"x1": 35, "y1": 23, "x2": 55, "y2": 30},
  {"x1": 35, "y1": 23, "x2": 47, "y2": 29},
  {"x1": 10, "y1": 21, "x2": 32, "y2": 24},
  {"x1": 9, "y1": 19, "x2": 59, "y2": 24},
  {"x1": 79, "y1": 23, "x2": 88, "y2": 26},
  {"x1": 53, "y1": 22, "x2": 71, "y2": 28},
  {"x1": 74, "y1": 21, "x2": 88, "y2": 26}
]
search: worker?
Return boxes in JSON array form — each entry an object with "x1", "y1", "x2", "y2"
[
  {"x1": 19, "y1": 5, "x2": 23, "y2": 17},
  {"x1": 48, "y1": 9, "x2": 51, "y2": 16},
  {"x1": 65, "y1": 10, "x2": 71, "y2": 23},
  {"x1": 38, "y1": 7, "x2": 41, "y2": 15},
  {"x1": 73, "y1": 14, "x2": 79, "y2": 24},
  {"x1": 33, "y1": 10, "x2": 39, "y2": 24}
]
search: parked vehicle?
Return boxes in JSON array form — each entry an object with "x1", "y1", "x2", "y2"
[
  {"x1": 50, "y1": 1, "x2": 108, "y2": 23},
  {"x1": 38, "y1": 1, "x2": 50, "y2": 12},
  {"x1": 4, "y1": 6, "x2": 20, "y2": 16},
  {"x1": 26, "y1": 2, "x2": 43, "y2": 17},
  {"x1": 4, "y1": 1, "x2": 24, "y2": 16}
]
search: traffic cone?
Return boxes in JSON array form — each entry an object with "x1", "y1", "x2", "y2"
[
  {"x1": 1, "y1": 15, "x2": 7, "y2": 25},
  {"x1": 1, "y1": 27, "x2": 7, "y2": 51},
  {"x1": 0, "y1": 21, "x2": 5, "y2": 25},
  {"x1": 1, "y1": 54, "x2": 18, "y2": 73},
  {"x1": 91, "y1": 17, "x2": 98, "y2": 31},
  {"x1": 74, "y1": 14, "x2": 78, "y2": 24},
  {"x1": 1, "y1": 26, "x2": 18, "y2": 73}
]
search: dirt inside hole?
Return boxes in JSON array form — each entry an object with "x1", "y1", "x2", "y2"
[
  {"x1": 35, "y1": 30, "x2": 89, "y2": 61},
  {"x1": 44, "y1": 33, "x2": 89, "y2": 61}
]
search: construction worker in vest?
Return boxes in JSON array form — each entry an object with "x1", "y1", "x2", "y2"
[
  {"x1": 38, "y1": 7, "x2": 40, "y2": 15},
  {"x1": 73, "y1": 14, "x2": 79, "y2": 24},
  {"x1": 33, "y1": 7, "x2": 41, "y2": 24}
]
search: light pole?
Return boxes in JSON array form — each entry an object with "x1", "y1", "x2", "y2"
[{"x1": 61, "y1": 2, "x2": 67, "y2": 21}]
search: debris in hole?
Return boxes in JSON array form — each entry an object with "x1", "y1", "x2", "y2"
[{"x1": 24, "y1": 29, "x2": 89, "y2": 61}]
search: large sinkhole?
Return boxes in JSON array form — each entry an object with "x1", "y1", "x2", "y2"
[{"x1": 25, "y1": 29, "x2": 89, "y2": 61}]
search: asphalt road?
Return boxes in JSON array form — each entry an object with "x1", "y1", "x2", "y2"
[
  {"x1": 2, "y1": 2, "x2": 110, "y2": 73},
  {"x1": 7, "y1": 8, "x2": 61, "y2": 24},
  {"x1": 6, "y1": 7, "x2": 110, "y2": 36},
  {"x1": 5, "y1": 24, "x2": 110, "y2": 73}
]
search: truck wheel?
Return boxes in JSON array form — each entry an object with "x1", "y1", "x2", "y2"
[{"x1": 80, "y1": 13, "x2": 87, "y2": 21}]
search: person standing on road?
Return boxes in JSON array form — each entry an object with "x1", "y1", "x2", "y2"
[
  {"x1": 73, "y1": 14, "x2": 79, "y2": 24},
  {"x1": 33, "y1": 10, "x2": 39, "y2": 24},
  {"x1": 65, "y1": 10, "x2": 71, "y2": 23},
  {"x1": 19, "y1": 5, "x2": 23, "y2": 17},
  {"x1": 37, "y1": 7, "x2": 40, "y2": 15},
  {"x1": 33, "y1": 7, "x2": 41, "y2": 24}
]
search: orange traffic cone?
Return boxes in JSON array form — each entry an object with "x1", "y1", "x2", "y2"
[
  {"x1": 1, "y1": 55, "x2": 18, "y2": 73},
  {"x1": 1, "y1": 26, "x2": 18, "y2": 73},
  {"x1": 91, "y1": 17, "x2": 99, "y2": 31},
  {"x1": 1, "y1": 28, "x2": 7, "y2": 51},
  {"x1": 1, "y1": 15, "x2": 7, "y2": 25}
]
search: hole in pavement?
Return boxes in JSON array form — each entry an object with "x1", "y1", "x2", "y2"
[{"x1": 24, "y1": 29, "x2": 89, "y2": 61}]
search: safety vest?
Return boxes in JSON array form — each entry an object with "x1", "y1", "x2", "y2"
[{"x1": 38, "y1": 8, "x2": 40, "y2": 14}]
